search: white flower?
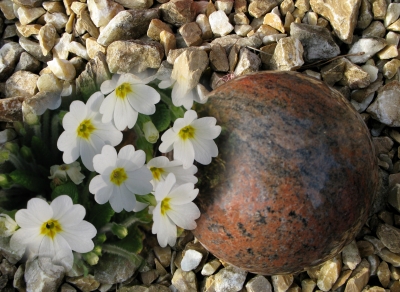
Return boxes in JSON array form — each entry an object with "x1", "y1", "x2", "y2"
[
  {"x1": 89, "y1": 145, "x2": 153, "y2": 213},
  {"x1": 147, "y1": 156, "x2": 197, "y2": 189},
  {"x1": 159, "y1": 110, "x2": 221, "y2": 169},
  {"x1": 152, "y1": 173, "x2": 200, "y2": 247},
  {"x1": 57, "y1": 91, "x2": 123, "y2": 171},
  {"x1": 49, "y1": 162, "x2": 85, "y2": 185},
  {"x1": 0, "y1": 214, "x2": 18, "y2": 237},
  {"x1": 100, "y1": 73, "x2": 160, "y2": 131},
  {"x1": 143, "y1": 121, "x2": 159, "y2": 144},
  {"x1": 10, "y1": 196, "x2": 97, "y2": 270}
]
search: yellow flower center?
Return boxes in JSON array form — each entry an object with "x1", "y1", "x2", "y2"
[
  {"x1": 150, "y1": 167, "x2": 165, "y2": 181},
  {"x1": 161, "y1": 198, "x2": 171, "y2": 215},
  {"x1": 178, "y1": 125, "x2": 195, "y2": 140},
  {"x1": 115, "y1": 82, "x2": 133, "y2": 99},
  {"x1": 110, "y1": 167, "x2": 128, "y2": 186},
  {"x1": 60, "y1": 165, "x2": 68, "y2": 171},
  {"x1": 40, "y1": 219, "x2": 62, "y2": 239},
  {"x1": 77, "y1": 119, "x2": 95, "y2": 139}
]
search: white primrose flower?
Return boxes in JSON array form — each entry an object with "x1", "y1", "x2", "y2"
[
  {"x1": 49, "y1": 162, "x2": 85, "y2": 185},
  {"x1": 57, "y1": 92, "x2": 123, "y2": 171},
  {"x1": 100, "y1": 73, "x2": 160, "y2": 131},
  {"x1": 10, "y1": 195, "x2": 97, "y2": 271},
  {"x1": 159, "y1": 110, "x2": 221, "y2": 169},
  {"x1": 152, "y1": 173, "x2": 200, "y2": 247},
  {"x1": 89, "y1": 145, "x2": 153, "y2": 213},
  {"x1": 147, "y1": 156, "x2": 198, "y2": 189},
  {"x1": 0, "y1": 214, "x2": 18, "y2": 237}
]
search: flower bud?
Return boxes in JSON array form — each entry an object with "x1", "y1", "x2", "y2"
[
  {"x1": 95, "y1": 233, "x2": 107, "y2": 244},
  {"x1": 111, "y1": 223, "x2": 128, "y2": 239},
  {"x1": 92, "y1": 245, "x2": 102, "y2": 256},
  {"x1": 143, "y1": 121, "x2": 159, "y2": 144},
  {"x1": 0, "y1": 214, "x2": 18, "y2": 237},
  {"x1": 83, "y1": 251, "x2": 99, "y2": 266},
  {"x1": 0, "y1": 174, "x2": 12, "y2": 189},
  {"x1": 20, "y1": 146, "x2": 33, "y2": 162},
  {"x1": 4, "y1": 142, "x2": 19, "y2": 155}
]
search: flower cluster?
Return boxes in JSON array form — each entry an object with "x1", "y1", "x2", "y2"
[{"x1": 1, "y1": 71, "x2": 221, "y2": 271}]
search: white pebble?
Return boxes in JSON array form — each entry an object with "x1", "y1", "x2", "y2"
[
  {"x1": 180, "y1": 249, "x2": 203, "y2": 272},
  {"x1": 209, "y1": 10, "x2": 234, "y2": 37},
  {"x1": 361, "y1": 64, "x2": 379, "y2": 82}
]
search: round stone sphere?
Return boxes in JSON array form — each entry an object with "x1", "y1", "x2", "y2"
[{"x1": 192, "y1": 71, "x2": 378, "y2": 275}]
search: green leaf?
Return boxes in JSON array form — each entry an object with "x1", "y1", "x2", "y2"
[
  {"x1": 9, "y1": 169, "x2": 47, "y2": 193},
  {"x1": 136, "y1": 136, "x2": 153, "y2": 163},
  {"x1": 151, "y1": 103, "x2": 171, "y2": 132},
  {"x1": 88, "y1": 203, "x2": 115, "y2": 230},
  {"x1": 51, "y1": 181, "x2": 79, "y2": 204},
  {"x1": 31, "y1": 136, "x2": 52, "y2": 168}
]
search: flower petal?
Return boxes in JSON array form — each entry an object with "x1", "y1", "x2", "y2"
[
  {"x1": 69, "y1": 100, "x2": 86, "y2": 121},
  {"x1": 127, "y1": 84, "x2": 159, "y2": 115},
  {"x1": 192, "y1": 138, "x2": 218, "y2": 165},
  {"x1": 26, "y1": 198, "x2": 53, "y2": 223},
  {"x1": 93, "y1": 145, "x2": 117, "y2": 174},
  {"x1": 86, "y1": 91, "x2": 104, "y2": 112},
  {"x1": 113, "y1": 98, "x2": 129, "y2": 131},
  {"x1": 60, "y1": 221, "x2": 96, "y2": 253},
  {"x1": 100, "y1": 94, "x2": 117, "y2": 123},
  {"x1": 51, "y1": 235, "x2": 74, "y2": 270},
  {"x1": 125, "y1": 167, "x2": 153, "y2": 195},
  {"x1": 174, "y1": 139, "x2": 195, "y2": 169},
  {"x1": 62, "y1": 112, "x2": 80, "y2": 131},
  {"x1": 154, "y1": 173, "x2": 176, "y2": 201},
  {"x1": 192, "y1": 117, "x2": 221, "y2": 140},
  {"x1": 94, "y1": 184, "x2": 113, "y2": 205},
  {"x1": 79, "y1": 139, "x2": 97, "y2": 171},
  {"x1": 159, "y1": 129, "x2": 177, "y2": 153},
  {"x1": 109, "y1": 186, "x2": 124, "y2": 212},
  {"x1": 168, "y1": 183, "x2": 199, "y2": 205},
  {"x1": 167, "y1": 202, "x2": 200, "y2": 230},
  {"x1": 100, "y1": 76, "x2": 118, "y2": 95},
  {"x1": 57, "y1": 206, "x2": 86, "y2": 227},
  {"x1": 147, "y1": 156, "x2": 169, "y2": 168},
  {"x1": 50, "y1": 195, "x2": 73, "y2": 220}
]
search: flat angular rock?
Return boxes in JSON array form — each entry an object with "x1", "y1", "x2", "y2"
[
  {"x1": 159, "y1": 0, "x2": 196, "y2": 27},
  {"x1": 345, "y1": 259, "x2": 370, "y2": 292},
  {"x1": 377, "y1": 261, "x2": 390, "y2": 287},
  {"x1": 14, "y1": 51, "x2": 41, "y2": 73},
  {"x1": 270, "y1": 37, "x2": 304, "y2": 71},
  {"x1": 44, "y1": 12, "x2": 68, "y2": 32},
  {"x1": 339, "y1": 58, "x2": 370, "y2": 89},
  {"x1": 310, "y1": 0, "x2": 361, "y2": 44},
  {"x1": 147, "y1": 19, "x2": 173, "y2": 41},
  {"x1": 371, "y1": 0, "x2": 387, "y2": 20},
  {"x1": 317, "y1": 255, "x2": 342, "y2": 291},
  {"x1": 25, "y1": 258, "x2": 65, "y2": 292},
  {"x1": 0, "y1": 0, "x2": 16, "y2": 20},
  {"x1": 363, "y1": 21, "x2": 386, "y2": 38},
  {"x1": 86, "y1": 37, "x2": 106, "y2": 59},
  {"x1": 181, "y1": 249, "x2": 203, "y2": 271},
  {"x1": 5, "y1": 70, "x2": 39, "y2": 98},
  {"x1": 16, "y1": 22, "x2": 42, "y2": 37},
  {"x1": 367, "y1": 81, "x2": 400, "y2": 127},
  {"x1": 38, "y1": 23, "x2": 57, "y2": 56},
  {"x1": 209, "y1": 10, "x2": 234, "y2": 37},
  {"x1": 47, "y1": 57, "x2": 76, "y2": 81},
  {"x1": 210, "y1": 44, "x2": 229, "y2": 72},
  {"x1": 106, "y1": 40, "x2": 164, "y2": 73},
  {"x1": 0, "y1": 96, "x2": 26, "y2": 122},
  {"x1": 263, "y1": 12, "x2": 285, "y2": 33},
  {"x1": 201, "y1": 259, "x2": 221, "y2": 276},
  {"x1": 376, "y1": 223, "x2": 400, "y2": 254},
  {"x1": 179, "y1": 22, "x2": 203, "y2": 46},
  {"x1": 234, "y1": 48, "x2": 261, "y2": 76},
  {"x1": 245, "y1": 275, "x2": 272, "y2": 292},
  {"x1": 272, "y1": 274, "x2": 294, "y2": 292},
  {"x1": 66, "y1": 274, "x2": 100, "y2": 291},
  {"x1": 0, "y1": 42, "x2": 24, "y2": 81},
  {"x1": 196, "y1": 14, "x2": 213, "y2": 40},
  {"x1": 377, "y1": 248, "x2": 400, "y2": 267},
  {"x1": 19, "y1": 36, "x2": 53, "y2": 63},
  {"x1": 87, "y1": 0, "x2": 124, "y2": 28},
  {"x1": 290, "y1": 22, "x2": 340, "y2": 62},
  {"x1": 17, "y1": 6, "x2": 46, "y2": 25},
  {"x1": 248, "y1": 0, "x2": 278, "y2": 18},
  {"x1": 114, "y1": 0, "x2": 153, "y2": 9},
  {"x1": 52, "y1": 33, "x2": 73, "y2": 60},
  {"x1": 385, "y1": 3, "x2": 400, "y2": 27},
  {"x1": 94, "y1": 253, "x2": 140, "y2": 284},
  {"x1": 97, "y1": 9, "x2": 159, "y2": 46},
  {"x1": 342, "y1": 240, "x2": 361, "y2": 270},
  {"x1": 357, "y1": 0, "x2": 373, "y2": 29},
  {"x1": 347, "y1": 38, "x2": 387, "y2": 64},
  {"x1": 171, "y1": 268, "x2": 197, "y2": 292},
  {"x1": 214, "y1": 265, "x2": 247, "y2": 292}
]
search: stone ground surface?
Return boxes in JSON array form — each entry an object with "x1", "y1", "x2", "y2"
[{"x1": 1, "y1": 0, "x2": 400, "y2": 291}]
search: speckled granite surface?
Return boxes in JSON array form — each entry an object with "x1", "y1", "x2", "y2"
[{"x1": 193, "y1": 71, "x2": 379, "y2": 275}]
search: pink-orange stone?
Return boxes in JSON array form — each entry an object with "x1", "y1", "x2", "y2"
[{"x1": 192, "y1": 71, "x2": 378, "y2": 275}]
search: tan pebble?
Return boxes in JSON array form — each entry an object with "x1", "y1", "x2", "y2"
[
  {"x1": 5, "y1": 70, "x2": 39, "y2": 98},
  {"x1": 344, "y1": 259, "x2": 370, "y2": 292},
  {"x1": 201, "y1": 259, "x2": 221, "y2": 276},
  {"x1": 388, "y1": 19, "x2": 400, "y2": 32},
  {"x1": 17, "y1": 6, "x2": 45, "y2": 25},
  {"x1": 68, "y1": 41, "x2": 88, "y2": 60},
  {"x1": 332, "y1": 269, "x2": 352, "y2": 290},
  {"x1": 0, "y1": 0, "x2": 16, "y2": 20},
  {"x1": 389, "y1": 280, "x2": 400, "y2": 291},
  {"x1": 86, "y1": 37, "x2": 106, "y2": 59},
  {"x1": 245, "y1": 275, "x2": 272, "y2": 292},
  {"x1": 365, "y1": 286, "x2": 387, "y2": 292},
  {"x1": 147, "y1": 19, "x2": 173, "y2": 41},
  {"x1": 52, "y1": 33, "x2": 72, "y2": 60},
  {"x1": 377, "y1": 45, "x2": 399, "y2": 59},
  {"x1": 271, "y1": 274, "x2": 294, "y2": 292},
  {"x1": 47, "y1": 58, "x2": 76, "y2": 81},
  {"x1": 317, "y1": 254, "x2": 342, "y2": 291},
  {"x1": 15, "y1": 22, "x2": 41, "y2": 38},
  {"x1": 196, "y1": 14, "x2": 213, "y2": 40},
  {"x1": 160, "y1": 30, "x2": 176, "y2": 58},
  {"x1": 365, "y1": 236, "x2": 386, "y2": 252},
  {"x1": 301, "y1": 278, "x2": 316, "y2": 292},
  {"x1": 390, "y1": 265, "x2": 400, "y2": 281},
  {"x1": 234, "y1": 12, "x2": 249, "y2": 25},
  {"x1": 214, "y1": 0, "x2": 233, "y2": 14},
  {"x1": 36, "y1": 73, "x2": 63, "y2": 93},
  {"x1": 357, "y1": 240, "x2": 375, "y2": 258},
  {"x1": 280, "y1": 0, "x2": 295, "y2": 16},
  {"x1": 248, "y1": 0, "x2": 277, "y2": 18},
  {"x1": 42, "y1": 1, "x2": 66, "y2": 14},
  {"x1": 342, "y1": 241, "x2": 362, "y2": 270},
  {"x1": 368, "y1": 254, "x2": 381, "y2": 276},
  {"x1": 65, "y1": 12, "x2": 75, "y2": 34},
  {"x1": 38, "y1": 23, "x2": 57, "y2": 56},
  {"x1": 371, "y1": 0, "x2": 388, "y2": 20},
  {"x1": 378, "y1": 261, "x2": 391, "y2": 288},
  {"x1": 263, "y1": 12, "x2": 285, "y2": 33},
  {"x1": 179, "y1": 22, "x2": 203, "y2": 47},
  {"x1": 284, "y1": 11, "x2": 295, "y2": 32},
  {"x1": 383, "y1": 59, "x2": 400, "y2": 79}
]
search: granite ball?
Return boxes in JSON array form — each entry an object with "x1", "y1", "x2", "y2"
[{"x1": 192, "y1": 71, "x2": 379, "y2": 275}]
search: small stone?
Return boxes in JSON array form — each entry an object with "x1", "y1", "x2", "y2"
[
  {"x1": 234, "y1": 12, "x2": 250, "y2": 25},
  {"x1": 19, "y1": 36, "x2": 53, "y2": 63},
  {"x1": 361, "y1": 64, "x2": 379, "y2": 82},
  {"x1": 362, "y1": 21, "x2": 386, "y2": 38},
  {"x1": 262, "y1": 33, "x2": 287, "y2": 44},
  {"x1": 270, "y1": 36, "x2": 304, "y2": 71},
  {"x1": 171, "y1": 268, "x2": 197, "y2": 292},
  {"x1": 114, "y1": 0, "x2": 152, "y2": 9},
  {"x1": 87, "y1": 0, "x2": 124, "y2": 28},
  {"x1": 371, "y1": 0, "x2": 387, "y2": 20},
  {"x1": 209, "y1": 10, "x2": 234, "y2": 37},
  {"x1": 357, "y1": 0, "x2": 373, "y2": 29},
  {"x1": 215, "y1": 0, "x2": 233, "y2": 14},
  {"x1": 3, "y1": 24, "x2": 17, "y2": 39},
  {"x1": 301, "y1": 278, "x2": 317, "y2": 292},
  {"x1": 210, "y1": 44, "x2": 229, "y2": 72},
  {"x1": 310, "y1": 0, "x2": 361, "y2": 44},
  {"x1": 147, "y1": 19, "x2": 173, "y2": 41},
  {"x1": 321, "y1": 57, "x2": 346, "y2": 86},
  {"x1": 37, "y1": 73, "x2": 63, "y2": 93},
  {"x1": 377, "y1": 248, "x2": 400, "y2": 267},
  {"x1": 25, "y1": 258, "x2": 65, "y2": 292},
  {"x1": 272, "y1": 274, "x2": 294, "y2": 292},
  {"x1": 376, "y1": 224, "x2": 400, "y2": 254},
  {"x1": 289, "y1": 22, "x2": 340, "y2": 62},
  {"x1": 160, "y1": 30, "x2": 176, "y2": 57},
  {"x1": 347, "y1": 38, "x2": 387, "y2": 64},
  {"x1": 377, "y1": 261, "x2": 391, "y2": 287},
  {"x1": 344, "y1": 259, "x2": 370, "y2": 292},
  {"x1": 60, "y1": 283, "x2": 77, "y2": 292},
  {"x1": 332, "y1": 269, "x2": 352, "y2": 290},
  {"x1": 235, "y1": 24, "x2": 253, "y2": 36},
  {"x1": 377, "y1": 45, "x2": 399, "y2": 59},
  {"x1": 159, "y1": 0, "x2": 196, "y2": 27},
  {"x1": 214, "y1": 265, "x2": 247, "y2": 292},
  {"x1": 257, "y1": 24, "x2": 280, "y2": 37},
  {"x1": 42, "y1": 1, "x2": 65, "y2": 13},
  {"x1": 0, "y1": 258, "x2": 16, "y2": 278},
  {"x1": 196, "y1": 14, "x2": 213, "y2": 40},
  {"x1": 388, "y1": 19, "x2": 400, "y2": 32},
  {"x1": 356, "y1": 240, "x2": 375, "y2": 258},
  {"x1": 385, "y1": 3, "x2": 400, "y2": 27},
  {"x1": 94, "y1": 253, "x2": 140, "y2": 285},
  {"x1": 317, "y1": 254, "x2": 342, "y2": 291},
  {"x1": 97, "y1": 9, "x2": 159, "y2": 46},
  {"x1": 68, "y1": 41, "x2": 89, "y2": 60},
  {"x1": 153, "y1": 246, "x2": 171, "y2": 268},
  {"x1": 38, "y1": 23, "x2": 57, "y2": 56},
  {"x1": 14, "y1": 51, "x2": 41, "y2": 73},
  {"x1": 389, "y1": 281, "x2": 400, "y2": 291},
  {"x1": 339, "y1": 58, "x2": 370, "y2": 89},
  {"x1": 44, "y1": 12, "x2": 68, "y2": 32},
  {"x1": 280, "y1": 0, "x2": 295, "y2": 16},
  {"x1": 52, "y1": 33, "x2": 73, "y2": 60},
  {"x1": 179, "y1": 22, "x2": 203, "y2": 46},
  {"x1": 66, "y1": 274, "x2": 100, "y2": 292},
  {"x1": 342, "y1": 241, "x2": 362, "y2": 270},
  {"x1": 391, "y1": 265, "x2": 400, "y2": 280},
  {"x1": 351, "y1": 78, "x2": 382, "y2": 104},
  {"x1": 248, "y1": 0, "x2": 278, "y2": 18},
  {"x1": 5, "y1": 70, "x2": 39, "y2": 97},
  {"x1": 86, "y1": 37, "x2": 106, "y2": 59},
  {"x1": 263, "y1": 12, "x2": 285, "y2": 33},
  {"x1": 245, "y1": 275, "x2": 272, "y2": 292},
  {"x1": 383, "y1": 59, "x2": 400, "y2": 79},
  {"x1": 0, "y1": 42, "x2": 24, "y2": 81},
  {"x1": 0, "y1": 96, "x2": 26, "y2": 122},
  {"x1": 367, "y1": 81, "x2": 400, "y2": 127},
  {"x1": 181, "y1": 249, "x2": 203, "y2": 271},
  {"x1": 234, "y1": 47, "x2": 261, "y2": 76},
  {"x1": 47, "y1": 57, "x2": 76, "y2": 81},
  {"x1": 201, "y1": 259, "x2": 222, "y2": 276},
  {"x1": 0, "y1": 0, "x2": 16, "y2": 20},
  {"x1": 106, "y1": 40, "x2": 164, "y2": 74},
  {"x1": 17, "y1": 6, "x2": 46, "y2": 25},
  {"x1": 367, "y1": 254, "x2": 380, "y2": 276}
]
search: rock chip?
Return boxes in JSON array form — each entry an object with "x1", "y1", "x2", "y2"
[
  {"x1": 356, "y1": 240, "x2": 375, "y2": 258},
  {"x1": 339, "y1": 58, "x2": 370, "y2": 89},
  {"x1": 371, "y1": 0, "x2": 387, "y2": 20},
  {"x1": 385, "y1": 3, "x2": 400, "y2": 27},
  {"x1": 310, "y1": 0, "x2": 361, "y2": 44},
  {"x1": 5, "y1": 70, "x2": 39, "y2": 98},
  {"x1": 97, "y1": 9, "x2": 159, "y2": 46},
  {"x1": 19, "y1": 36, "x2": 53, "y2": 63},
  {"x1": 383, "y1": 59, "x2": 400, "y2": 79},
  {"x1": 47, "y1": 58, "x2": 76, "y2": 81},
  {"x1": 147, "y1": 19, "x2": 173, "y2": 41},
  {"x1": 106, "y1": 40, "x2": 164, "y2": 73},
  {"x1": 66, "y1": 274, "x2": 100, "y2": 291},
  {"x1": 115, "y1": 0, "x2": 153, "y2": 9},
  {"x1": 357, "y1": 0, "x2": 373, "y2": 29},
  {"x1": 270, "y1": 37, "x2": 304, "y2": 71},
  {"x1": 213, "y1": 265, "x2": 247, "y2": 292},
  {"x1": 153, "y1": 246, "x2": 171, "y2": 268},
  {"x1": 376, "y1": 223, "x2": 400, "y2": 254},
  {"x1": 210, "y1": 44, "x2": 229, "y2": 72},
  {"x1": 196, "y1": 14, "x2": 213, "y2": 40},
  {"x1": 181, "y1": 249, "x2": 203, "y2": 271},
  {"x1": 245, "y1": 275, "x2": 273, "y2": 292},
  {"x1": 17, "y1": 6, "x2": 46, "y2": 25},
  {"x1": 37, "y1": 73, "x2": 63, "y2": 93},
  {"x1": 25, "y1": 258, "x2": 65, "y2": 292},
  {"x1": 15, "y1": 22, "x2": 42, "y2": 37},
  {"x1": 171, "y1": 268, "x2": 197, "y2": 292},
  {"x1": 377, "y1": 248, "x2": 400, "y2": 267},
  {"x1": 44, "y1": 12, "x2": 68, "y2": 32},
  {"x1": 345, "y1": 259, "x2": 370, "y2": 292},
  {"x1": 363, "y1": 21, "x2": 386, "y2": 38},
  {"x1": 201, "y1": 259, "x2": 221, "y2": 276},
  {"x1": 87, "y1": 0, "x2": 124, "y2": 28},
  {"x1": 347, "y1": 38, "x2": 387, "y2": 64},
  {"x1": 248, "y1": 0, "x2": 278, "y2": 18},
  {"x1": 94, "y1": 253, "x2": 140, "y2": 284},
  {"x1": 209, "y1": 10, "x2": 234, "y2": 37},
  {"x1": 317, "y1": 255, "x2": 342, "y2": 291},
  {"x1": 301, "y1": 278, "x2": 317, "y2": 292},
  {"x1": 367, "y1": 81, "x2": 400, "y2": 127},
  {"x1": 14, "y1": 51, "x2": 41, "y2": 73},
  {"x1": 342, "y1": 240, "x2": 362, "y2": 270},
  {"x1": 179, "y1": 22, "x2": 203, "y2": 46},
  {"x1": 289, "y1": 22, "x2": 340, "y2": 62},
  {"x1": 159, "y1": 0, "x2": 196, "y2": 27},
  {"x1": 38, "y1": 23, "x2": 57, "y2": 56},
  {"x1": 0, "y1": 42, "x2": 24, "y2": 81},
  {"x1": 0, "y1": 0, "x2": 16, "y2": 20},
  {"x1": 272, "y1": 274, "x2": 294, "y2": 292},
  {"x1": 263, "y1": 12, "x2": 285, "y2": 33},
  {"x1": 234, "y1": 48, "x2": 261, "y2": 76},
  {"x1": 86, "y1": 37, "x2": 106, "y2": 59},
  {"x1": 377, "y1": 261, "x2": 391, "y2": 287}
]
